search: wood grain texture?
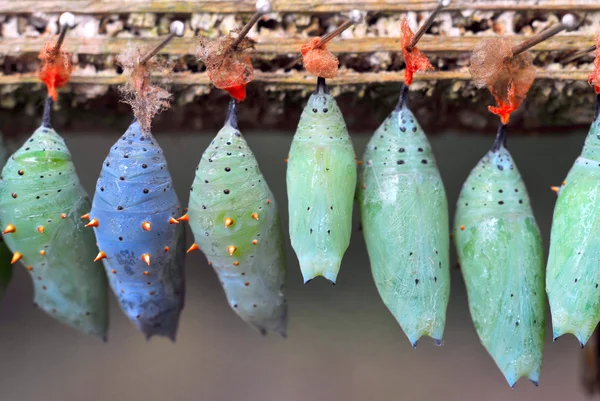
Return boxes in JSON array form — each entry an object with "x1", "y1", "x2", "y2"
[
  {"x1": 1, "y1": 35, "x2": 594, "y2": 57},
  {"x1": 0, "y1": 69, "x2": 591, "y2": 87},
  {"x1": 1, "y1": 0, "x2": 600, "y2": 13}
]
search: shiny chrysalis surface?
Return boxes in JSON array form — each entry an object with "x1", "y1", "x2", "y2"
[
  {"x1": 454, "y1": 124, "x2": 545, "y2": 387},
  {"x1": 547, "y1": 95, "x2": 600, "y2": 346},
  {"x1": 0, "y1": 134, "x2": 12, "y2": 301},
  {"x1": 0, "y1": 97, "x2": 108, "y2": 338},
  {"x1": 287, "y1": 78, "x2": 357, "y2": 283},
  {"x1": 187, "y1": 100, "x2": 287, "y2": 336},
  {"x1": 90, "y1": 119, "x2": 185, "y2": 340},
  {"x1": 357, "y1": 85, "x2": 450, "y2": 346}
]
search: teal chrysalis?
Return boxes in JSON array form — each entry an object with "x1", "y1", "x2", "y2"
[
  {"x1": 546, "y1": 94, "x2": 600, "y2": 346},
  {"x1": 187, "y1": 100, "x2": 287, "y2": 336},
  {"x1": 0, "y1": 97, "x2": 109, "y2": 338},
  {"x1": 286, "y1": 77, "x2": 357, "y2": 283},
  {"x1": 453, "y1": 124, "x2": 545, "y2": 387},
  {"x1": 0, "y1": 133, "x2": 12, "y2": 301},
  {"x1": 357, "y1": 85, "x2": 450, "y2": 346}
]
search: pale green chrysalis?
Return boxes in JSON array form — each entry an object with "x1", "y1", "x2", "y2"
[
  {"x1": 357, "y1": 85, "x2": 450, "y2": 346},
  {"x1": 187, "y1": 100, "x2": 287, "y2": 336},
  {"x1": 0, "y1": 97, "x2": 109, "y2": 338},
  {"x1": 454, "y1": 124, "x2": 545, "y2": 387},
  {"x1": 547, "y1": 95, "x2": 600, "y2": 346},
  {"x1": 287, "y1": 77, "x2": 357, "y2": 283},
  {"x1": 0, "y1": 132, "x2": 12, "y2": 301}
]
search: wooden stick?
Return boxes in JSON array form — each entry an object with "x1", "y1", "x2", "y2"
[
  {"x1": 406, "y1": 0, "x2": 451, "y2": 52},
  {"x1": 561, "y1": 44, "x2": 597, "y2": 63},
  {"x1": 285, "y1": 9, "x2": 366, "y2": 70},
  {"x1": 512, "y1": 14, "x2": 578, "y2": 57},
  {"x1": 139, "y1": 21, "x2": 184, "y2": 64},
  {"x1": 0, "y1": 69, "x2": 591, "y2": 87},
  {"x1": 2, "y1": 0, "x2": 600, "y2": 14},
  {"x1": 2, "y1": 35, "x2": 593, "y2": 56},
  {"x1": 230, "y1": 0, "x2": 272, "y2": 50}
]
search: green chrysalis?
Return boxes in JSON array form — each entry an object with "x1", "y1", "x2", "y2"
[
  {"x1": 0, "y1": 133, "x2": 12, "y2": 301},
  {"x1": 0, "y1": 97, "x2": 109, "y2": 338},
  {"x1": 286, "y1": 77, "x2": 357, "y2": 283},
  {"x1": 547, "y1": 95, "x2": 600, "y2": 346},
  {"x1": 454, "y1": 124, "x2": 545, "y2": 387},
  {"x1": 357, "y1": 85, "x2": 450, "y2": 346},
  {"x1": 187, "y1": 100, "x2": 287, "y2": 336}
]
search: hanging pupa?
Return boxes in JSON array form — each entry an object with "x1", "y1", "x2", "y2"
[
  {"x1": 0, "y1": 134, "x2": 14, "y2": 301},
  {"x1": 287, "y1": 77, "x2": 357, "y2": 283},
  {"x1": 0, "y1": 101, "x2": 109, "y2": 338},
  {"x1": 356, "y1": 85, "x2": 450, "y2": 346},
  {"x1": 88, "y1": 32, "x2": 185, "y2": 340},
  {"x1": 454, "y1": 124, "x2": 545, "y2": 387},
  {"x1": 0, "y1": 18, "x2": 108, "y2": 338},
  {"x1": 546, "y1": 94, "x2": 600, "y2": 346},
  {"x1": 186, "y1": 100, "x2": 287, "y2": 336}
]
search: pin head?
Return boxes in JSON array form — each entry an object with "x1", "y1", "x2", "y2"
[
  {"x1": 256, "y1": 0, "x2": 272, "y2": 14},
  {"x1": 349, "y1": 10, "x2": 366, "y2": 24},
  {"x1": 170, "y1": 21, "x2": 185, "y2": 37},
  {"x1": 59, "y1": 12, "x2": 76, "y2": 29},
  {"x1": 561, "y1": 14, "x2": 578, "y2": 31}
]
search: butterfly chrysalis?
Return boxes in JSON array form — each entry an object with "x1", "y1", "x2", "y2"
[
  {"x1": 454, "y1": 124, "x2": 545, "y2": 387},
  {"x1": 0, "y1": 97, "x2": 109, "y2": 338},
  {"x1": 186, "y1": 100, "x2": 287, "y2": 336},
  {"x1": 357, "y1": 85, "x2": 450, "y2": 346},
  {"x1": 0, "y1": 133, "x2": 12, "y2": 301},
  {"x1": 287, "y1": 77, "x2": 357, "y2": 283},
  {"x1": 87, "y1": 43, "x2": 186, "y2": 340},
  {"x1": 546, "y1": 95, "x2": 600, "y2": 346},
  {"x1": 89, "y1": 119, "x2": 186, "y2": 340}
]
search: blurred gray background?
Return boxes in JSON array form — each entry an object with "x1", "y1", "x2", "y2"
[{"x1": 0, "y1": 116, "x2": 594, "y2": 401}]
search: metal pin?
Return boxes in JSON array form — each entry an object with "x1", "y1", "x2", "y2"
[
  {"x1": 561, "y1": 44, "x2": 597, "y2": 64},
  {"x1": 230, "y1": 0, "x2": 272, "y2": 50},
  {"x1": 53, "y1": 12, "x2": 76, "y2": 53},
  {"x1": 406, "y1": 0, "x2": 452, "y2": 52},
  {"x1": 139, "y1": 20, "x2": 185, "y2": 65},
  {"x1": 512, "y1": 14, "x2": 578, "y2": 58},
  {"x1": 285, "y1": 9, "x2": 366, "y2": 70}
]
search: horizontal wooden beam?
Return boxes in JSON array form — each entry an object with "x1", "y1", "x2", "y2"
[
  {"x1": 1, "y1": 35, "x2": 594, "y2": 57},
  {"x1": 0, "y1": 69, "x2": 590, "y2": 87},
  {"x1": 1, "y1": 0, "x2": 600, "y2": 14}
]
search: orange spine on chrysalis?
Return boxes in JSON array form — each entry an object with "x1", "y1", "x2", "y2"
[
  {"x1": 187, "y1": 243, "x2": 199, "y2": 253},
  {"x1": 94, "y1": 251, "x2": 107, "y2": 262},
  {"x1": 38, "y1": 13, "x2": 75, "y2": 101},
  {"x1": 11, "y1": 252, "x2": 23, "y2": 264},
  {"x1": 3, "y1": 224, "x2": 15, "y2": 234},
  {"x1": 85, "y1": 218, "x2": 99, "y2": 228}
]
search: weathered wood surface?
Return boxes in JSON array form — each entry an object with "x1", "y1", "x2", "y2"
[
  {"x1": 0, "y1": 35, "x2": 595, "y2": 56},
  {"x1": 2, "y1": 0, "x2": 600, "y2": 13},
  {"x1": 0, "y1": 69, "x2": 590, "y2": 87}
]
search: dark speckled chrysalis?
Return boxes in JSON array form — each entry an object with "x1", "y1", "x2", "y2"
[
  {"x1": 454, "y1": 124, "x2": 545, "y2": 387},
  {"x1": 88, "y1": 42, "x2": 185, "y2": 340},
  {"x1": 0, "y1": 97, "x2": 109, "y2": 338},
  {"x1": 187, "y1": 100, "x2": 287, "y2": 336}
]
